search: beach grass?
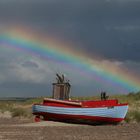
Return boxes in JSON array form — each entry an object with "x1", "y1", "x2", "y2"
[{"x1": 0, "y1": 92, "x2": 140, "y2": 122}]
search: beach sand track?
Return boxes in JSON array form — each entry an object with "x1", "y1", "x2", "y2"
[{"x1": 0, "y1": 119, "x2": 140, "y2": 140}]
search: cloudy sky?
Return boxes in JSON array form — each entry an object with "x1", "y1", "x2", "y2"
[{"x1": 0, "y1": 0, "x2": 140, "y2": 97}]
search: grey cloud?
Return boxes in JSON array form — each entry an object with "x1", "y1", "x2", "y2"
[
  {"x1": 0, "y1": 0, "x2": 140, "y2": 96},
  {"x1": 0, "y1": 47, "x2": 51, "y2": 84},
  {"x1": 21, "y1": 61, "x2": 39, "y2": 68},
  {"x1": 122, "y1": 61, "x2": 140, "y2": 77},
  {"x1": 0, "y1": 82, "x2": 52, "y2": 97},
  {"x1": 0, "y1": 47, "x2": 140, "y2": 96},
  {"x1": 108, "y1": 26, "x2": 140, "y2": 31},
  {"x1": 0, "y1": 0, "x2": 140, "y2": 61}
]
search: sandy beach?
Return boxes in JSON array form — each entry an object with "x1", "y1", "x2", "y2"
[{"x1": 0, "y1": 118, "x2": 140, "y2": 140}]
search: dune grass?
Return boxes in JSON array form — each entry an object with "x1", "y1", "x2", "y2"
[
  {"x1": 0, "y1": 100, "x2": 32, "y2": 118},
  {"x1": 0, "y1": 92, "x2": 140, "y2": 122},
  {"x1": 0, "y1": 101, "x2": 14, "y2": 113}
]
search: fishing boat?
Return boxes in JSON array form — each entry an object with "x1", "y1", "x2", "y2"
[{"x1": 32, "y1": 74, "x2": 128, "y2": 124}]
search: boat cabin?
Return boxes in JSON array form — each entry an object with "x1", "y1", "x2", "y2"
[{"x1": 52, "y1": 74, "x2": 71, "y2": 100}]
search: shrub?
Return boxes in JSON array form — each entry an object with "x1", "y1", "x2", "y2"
[
  {"x1": 133, "y1": 110, "x2": 140, "y2": 122},
  {"x1": 11, "y1": 108, "x2": 28, "y2": 118},
  {"x1": 0, "y1": 102, "x2": 13, "y2": 112},
  {"x1": 125, "y1": 111, "x2": 133, "y2": 123},
  {"x1": 125, "y1": 110, "x2": 140, "y2": 123}
]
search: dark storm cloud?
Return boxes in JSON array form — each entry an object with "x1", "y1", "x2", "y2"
[
  {"x1": 0, "y1": 82, "x2": 51, "y2": 97},
  {"x1": 0, "y1": 0, "x2": 140, "y2": 96},
  {"x1": 0, "y1": 0, "x2": 140, "y2": 62}
]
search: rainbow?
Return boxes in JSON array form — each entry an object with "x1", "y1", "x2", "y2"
[{"x1": 0, "y1": 27, "x2": 140, "y2": 93}]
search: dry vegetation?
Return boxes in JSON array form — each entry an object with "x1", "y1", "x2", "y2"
[
  {"x1": 1, "y1": 93, "x2": 140, "y2": 140},
  {"x1": 0, "y1": 92, "x2": 140, "y2": 123}
]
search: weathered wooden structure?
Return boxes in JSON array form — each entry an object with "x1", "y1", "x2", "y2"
[{"x1": 52, "y1": 74, "x2": 71, "y2": 100}]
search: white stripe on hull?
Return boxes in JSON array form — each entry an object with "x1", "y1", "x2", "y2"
[{"x1": 32, "y1": 105, "x2": 128, "y2": 119}]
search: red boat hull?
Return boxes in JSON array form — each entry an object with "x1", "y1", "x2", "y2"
[
  {"x1": 33, "y1": 112, "x2": 124, "y2": 124},
  {"x1": 32, "y1": 98, "x2": 128, "y2": 124}
]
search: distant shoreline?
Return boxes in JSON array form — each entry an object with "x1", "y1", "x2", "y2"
[{"x1": 0, "y1": 97, "x2": 34, "y2": 102}]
